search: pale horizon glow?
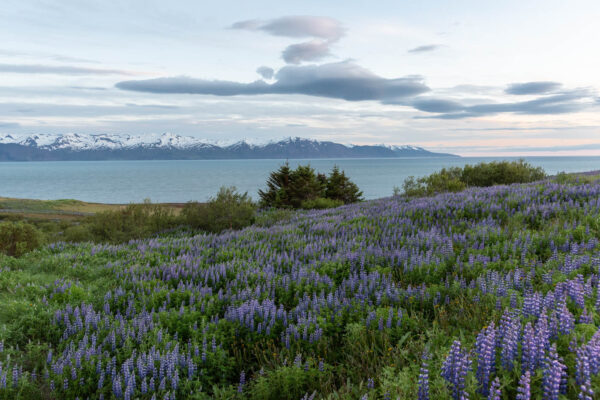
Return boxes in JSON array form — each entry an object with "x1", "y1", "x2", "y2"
[{"x1": 1, "y1": 0, "x2": 599, "y2": 156}]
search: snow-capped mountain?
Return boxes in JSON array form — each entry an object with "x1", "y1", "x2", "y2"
[
  {"x1": 0, "y1": 132, "x2": 215, "y2": 151},
  {"x1": 0, "y1": 133, "x2": 457, "y2": 161}
]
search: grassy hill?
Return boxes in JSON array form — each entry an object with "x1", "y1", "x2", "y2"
[{"x1": 1, "y1": 176, "x2": 600, "y2": 398}]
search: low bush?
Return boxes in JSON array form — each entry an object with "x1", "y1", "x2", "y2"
[
  {"x1": 88, "y1": 201, "x2": 178, "y2": 243},
  {"x1": 460, "y1": 159, "x2": 546, "y2": 187},
  {"x1": 0, "y1": 221, "x2": 45, "y2": 256},
  {"x1": 181, "y1": 186, "x2": 256, "y2": 233},
  {"x1": 402, "y1": 159, "x2": 546, "y2": 197},
  {"x1": 300, "y1": 197, "x2": 344, "y2": 210}
]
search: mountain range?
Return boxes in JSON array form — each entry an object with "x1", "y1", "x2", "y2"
[{"x1": 0, "y1": 133, "x2": 457, "y2": 161}]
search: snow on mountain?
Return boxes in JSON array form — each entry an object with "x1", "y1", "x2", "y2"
[
  {"x1": 0, "y1": 133, "x2": 456, "y2": 160},
  {"x1": 0, "y1": 133, "x2": 216, "y2": 151}
]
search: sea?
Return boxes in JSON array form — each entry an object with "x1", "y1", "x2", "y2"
[{"x1": 1, "y1": 156, "x2": 599, "y2": 203}]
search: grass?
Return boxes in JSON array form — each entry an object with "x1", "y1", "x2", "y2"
[
  {"x1": 2, "y1": 172, "x2": 600, "y2": 398},
  {"x1": 0, "y1": 197, "x2": 189, "y2": 216}
]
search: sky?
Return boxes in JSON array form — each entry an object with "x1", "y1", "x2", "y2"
[{"x1": 1, "y1": 0, "x2": 599, "y2": 156}]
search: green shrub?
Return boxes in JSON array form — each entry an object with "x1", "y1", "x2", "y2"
[
  {"x1": 259, "y1": 163, "x2": 362, "y2": 209},
  {"x1": 403, "y1": 167, "x2": 466, "y2": 197},
  {"x1": 182, "y1": 186, "x2": 256, "y2": 233},
  {"x1": 0, "y1": 221, "x2": 44, "y2": 256},
  {"x1": 300, "y1": 197, "x2": 344, "y2": 210},
  {"x1": 403, "y1": 160, "x2": 546, "y2": 197},
  {"x1": 88, "y1": 201, "x2": 178, "y2": 243},
  {"x1": 460, "y1": 159, "x2": 546, "y2": 187},
  {"x1": 62, "y1": 224, "x2": 95, "y2": 243},
  {"x1": 253, "y1": 208, "x2": 295, "y2": 227}
]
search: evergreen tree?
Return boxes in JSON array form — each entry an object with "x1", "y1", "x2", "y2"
[
  {"x1": 325, "y1": 165, "x2": 363, "y2": 204},
  {"x1": 259, "y1": 163, "x2": 362, "y2": 209},
  {"x1": 287, "y1": 165, "x2": 325, "y2": 208},
  {"x1": 258, "y1": 163, "x2": 292, "y2": 208}
]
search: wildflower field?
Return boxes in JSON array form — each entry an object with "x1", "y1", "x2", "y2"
[{"x1": 2, "y1": 176, "x2": 600, "y2": 399}]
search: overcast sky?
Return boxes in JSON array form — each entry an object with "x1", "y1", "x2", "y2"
[{"x1": 1, "y1": 0, "x2": 599, "y2": 155}]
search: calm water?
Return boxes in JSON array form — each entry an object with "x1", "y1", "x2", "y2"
[{"x1": 1, "y1": 157, "x2": 599, "y2": 203}]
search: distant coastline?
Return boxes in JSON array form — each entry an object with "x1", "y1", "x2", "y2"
[{"x1": 0, "y1": 133, "x2": 457, "y2": 161}]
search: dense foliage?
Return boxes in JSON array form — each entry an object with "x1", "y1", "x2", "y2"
[
  {"x1": 402, "y1": 159, "x2": 546, "y2": 197},
  {"x1": 86, "y1": 201, "x2": 179, "y2": 244},
  {"x1": 181, "y1": 187, "x2": 256, "y2": 233},
  {"x1": 0, "y1": 188, "x2": 258, "y2": 256},
  {"x1": 0, "y1": 221, "x2": 44, "y2": 256},
  {"x1": 259, "y1": 164, "x2": 363, "y2": 209},
  {"x1": 3, "y1": 176, "x2": 600, "y2": 399}
]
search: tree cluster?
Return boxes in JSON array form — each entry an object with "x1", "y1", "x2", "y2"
[{"x1": 259, "y1": 163, "x2": 363, "y2": 209}]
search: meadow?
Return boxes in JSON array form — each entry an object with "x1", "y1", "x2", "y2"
[{"x1": 1, "y1": 173, "x2": 600, "y2": 399}]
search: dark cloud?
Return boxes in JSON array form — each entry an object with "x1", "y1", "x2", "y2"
[
  {"x1": 282, "y1": 40, "x2": 331, "y2": 64},
  {"x1": 411, "y1": 98, "x2": 464, "y2": 113},
  {"x1": 416, "y1": 89, "x2": 595, "y2": 119},
  {"x1": 230, "y1": 20, "x2": 262, "y2": 30},
  {"x1": 408, "y1": 44, "x2": 441, "y2": 53},
  {"x1": 505, "y1": 81, "x2": 562, "y2": 95},
  {"x1": 116, "y1": 61, "x2": 430, "y2": 102},
  {"x1": 256, "y1": 66, "x2": 274, "y2": 80},
  {"x1": 232, "y1": 16, "x2": 344, "y2": 64},
  {"x1": 0, "y1": 63, "x2": 134, "y2": 75},
  {"x1": 232, "y1": 16, "x2": 344, "y2": 41}
]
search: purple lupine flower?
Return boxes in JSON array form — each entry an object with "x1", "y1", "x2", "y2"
[
  {"x1": 418, "y1": 352, "x2": 430, "y2": 400},
  {"x1": 579, "y1": 377, "x2": 594, "y2": 400},
  {"x1": 113, "y1": 375, "x2": 123, "y2": 398},
  {"x1": 475, "y1": 322, "x2": 496, "y2": 396},
  {"x1": 237, "y1": 371, "x2": 245, "y2": 393},
  {"x1": 579, "y1": 308, "x2": 593, "y2": 324},
  {"x1": 367, "y1": 377, "x2": 374, "y2": 389},
  {"x1": 542, "y1": 344, "x2": 566, "y2": 400},
  {"x1": 557, "y1": 301, "x2": 574, "y2": 335},
  {"x1": 442, "y1": 340, "x2": 471, "y2": 400},
  {"x1": 488, "y1": 377, "x2": 501, "y2": 400},
  {"x1": 12, "y1": 366, "x2": 20, "y2": 388},
  {"x1": 516, "y1": 371, "x2": 531, "y2": 400},
  {"x1": 499, "y1": 311, "x2": 520, "y2": 371}
]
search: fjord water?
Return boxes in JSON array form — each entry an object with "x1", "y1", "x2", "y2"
[{"x1": 1, "y1": 156, "x2": 599, "y2": 203}]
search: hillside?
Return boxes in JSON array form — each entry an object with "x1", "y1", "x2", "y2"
[
  {"x1": 1, "y1": 177, "x2": 600, "y2": 398},
  {"x1": 0, "y1": 133, "x2": 457, "y2": 161}
]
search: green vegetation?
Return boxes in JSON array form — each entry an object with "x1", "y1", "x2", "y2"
[
  {"x1": 85, "y1": 201, "x2": 179, "y2": 243},
  {"x1": 1, "y1": 175, "x2": 600, "y2": 399},
  {"x1": 402, "y1": 159, "x2": 547, "y2": 197},
  {"x1": 0, "y1": 221, "x2": 44, "y2": 256},
  {"x1": 181, "y1": 186, "x2": 256, "y2": 233},
  {"x1": 259, "y1": 163, "x2": 363, "y2": 209},
  {"x1": 0, "y1": 187, "x2": 257, "y2": 257}
]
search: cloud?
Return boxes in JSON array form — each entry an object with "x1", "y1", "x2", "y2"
[
  {"x1": 0, "y1": 122, "x2": 20, "y2": 129},
  {"x1": 505, "y1": 81, "x2": 562, "y2": 95},
  {"x1": 0, "y1": 63, "x2": 134, "y2": 75},
  {"x1": 232, "y1": 16, "x2": 344, "y2": 41},
  {"x1": 117, "y1": 61, "x2": 430, "y2": 102},
  {"x1": 232, "y1": 16, "x2": 344, "y2": 64},
  {"x1": 408, "y1": 44, "x2": 442, "y2": 53},
  {"x1": 411, "y1": 98, "x2": 464, "y2": 113},
  {"x1": 495, "y1": 143, "x2": 600, "y2": 152},
  {"x1": 415, "y1": 89, "x2": 596, "y2": 119},
  {"x1": 282, "y1": 40, "x2": 331, "y2": 64},
  {"x1": 256, "y1": 66, "x2": 274, "y2": 79}
]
